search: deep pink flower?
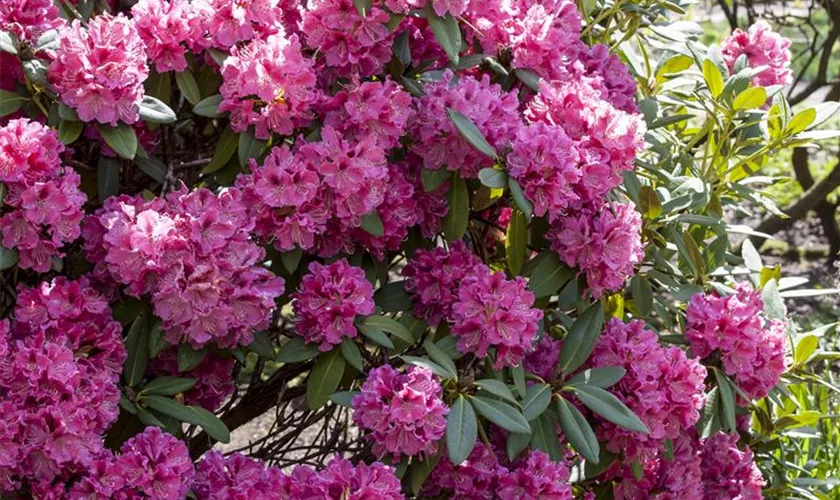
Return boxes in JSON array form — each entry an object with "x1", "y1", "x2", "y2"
[
  {"x1": 113, "y1": 427, "x2": 195, "y2": 499},
  {"x1": 497, "y1": 451, "x2": 573, "y2": 500},
  {"x1": 0, "y1": 118, "x2": 63, "y2": 184},
  {"x1": 721, "y1": 21, "x2": 792, "y2": 87},
  {"x1": 510, "y1": 1, "x2": 586, "y2": 81},
  {"x1": 583, "y1": 44, "x2": 639, "y2": 113},
  {"x1": 700, "y1": 432, "x2": 765, "y2": 499},
  {"x1": 193, "y1": 451, "x2": 291, "y2": 499},
  {"x1": 424, "y1": 443, "x2": 504, "y2": 500},
  {"x1": 131, "y1": 0, "x2": 195, "y2": 72},
  {"x1": 149, "y1": 349, "x2": 235, "y2": 412},
  {"x1": 0, "y1": 0, "x2": 63, "y2": 43},
  {"x1": 290, "y1": 456, "x2": 403, "y2": 499},
  {"x1": 523, "y1": 335, "x2": 563, "y2": 381},
  {"x1": 190, "y1": 0, "x2": 287, "y2": 49},
  {"x1": 614, "y1": 431, "x2": 703, "y2": 500},
  {"x1": 293, "y1": 259, "x2": 374, "y2": 350}
]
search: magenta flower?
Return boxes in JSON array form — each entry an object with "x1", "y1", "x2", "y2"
[
  {"x1": 351, "y1": 165, "x2": 419, "y2": 260},
  {"x1": 497, "y1": 451, "x2": 573, "y2": 500},
  {"x1": 353, "y1": 365, "x2": 449, "y2": 460},
  {"x1": 614, "y1": 431, "x2": 703, "y2": 500},
  {"x1": 583, "y1": 44, "x2": 640, "y2": 113},
  {"x1": 220, "y1": 32, "x2": 318, "y2": 140},
  {"x1": 451, "y1": 265, "x2": 543, "y2": 369},
  {"x1": 149, "y1": 349, "x2": 235, "y2": 412},
  {"x1": 0, "y1": 118, "x2": 63, "y2": 185},
  {"x1": 685, "y1": 283, "x2": 787, "y2": 402},
  {"x1": 510, "y1": 1, "x2": 586, "y2": 82},
  {"x1": 292, "y1": 259, "x2": 375, "y2": 350},
  {"x1": 190, "y1": 0, "x2": 287, "y2": 49},
  {"x1": 131, "y1": 0, "x2": 195, "y2": 73},
  {"x1": 193, "y1": 451, "x2": 291, "y2": 499},
  {"x1": 112, "y1": 427, "x2": 195, "y2": 499},
  {"x1": 0, "y1": 0, "x2": 63, "y2": 43},
  {"x1": 700, "y1": 432, "x2": 765, "y2": 500},
  {"x1": 403, "y1": 241, "x2": 483, "y2": 326},
  {"x1": 290, "y1": 456, "x2": 404, "y2": 499},
  {"x1": 721, "y1": 21, "x2": 792, "y2": 88},
  {"x1": 424, "y1": 443, "x2": 504, "y2": 500},
  {"x1": 48, "y1": 13, "x2": 149, "y2": 125},
  {"x1": 523, "y1": 335, "x2": 563, "y2": 381}
]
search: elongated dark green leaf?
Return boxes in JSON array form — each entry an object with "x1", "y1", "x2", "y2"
[
  {"x1": 469, "y1": 395, "x2": 530, "y2": 434},
  {"x1": 175, "y1": 69, "x2": 201, "y2": 106},
  {"x1": 508, "y1": 178, "x2": 532, "y2": 222},
  {"x1": 136, "y1": 407, "x2": 167, "y2": 428},
  {"x1": 359, "y1": 323, "x2": 395, "y2": 349},
  {"x1": 442, "y1": 175, "x2": 469, "y2": 241},
  {"x1": 714, "y1": 369, "x2": 737, "y2": 432},
  {"x1": 138, "y1": 95, "x2": 177, "y2": 123},
  {"x1": 447, "y1": 109, "x2": 497, "y2": 159},
  {"x1": 631, "y1": 275, "x2": 653, "y2": 317},
  {"x1": 505, "y1": 209, "x2": 528, "y2": 276},
  {"x1": 307, "y1": 349, "x2": 346, "y2": 410},
  {"x1": 364, "y1": 315, "x2": 414, "y2": 345},
  {"x1": 565, "y1": 367, "x2": 626, "y2": 389},
  {"x1": 446, "y1": 396, "x2": 477, "y2": 465},
  {"x1": 530, "y1": 412, "x2": 563, "y2": 461},
  {"x1": 699, "y1": 387, "x2": 721, "y2": 438},
  {"x1": 58, "y1": 119, "x2": 84, "y2": 145},
  {"x1": 360, "y1": 211, "x2": 385, "y2": 236},
  {"x1": 98, "y1": 124, "x2": 138, "y2": 160},
  {"x1": 97, "y1": 157, "x2": 121, "y2": 203},
  {"x1": 247, "y1": 331, "x2": 276, "y2": 360},
  {"x1": 512, "y1": 364, "x2": 526, "y2": 398},
  {"x1": 528, "y1": 252, "x2": 573, "y2": 298},
  {"x1": 238, "y1": 129, "x2": 266, "y2": 167},
  {"x1": 556, "y1": 396, "x2": 600, "y2": 463},
  {"x1": 277, "y1": 337, "x2": 321, "y2": 363},
  {"x1": 506, "y1": 431, "x2": 531, "y2": 461},
  {"x1": 374, "y1": 280, "x2": 412, "y2": 312},
  {"x1": 193, "y1": 94, "x2": 223, "y2": 117},
  {"x1": 281, "y1": 248, "x2": 302, "y2": 274},
  {"x1": 521, "y1": 383, "x2": 551, "y2": 421},
  {"x1": 557, "y1": 302, "x2": 605, "y2": 374},
  {"x1": 203, "y1": 126, "x2": 238, "y2": 174},
  {"x1": 135, "y1": 156, "x2": 167, "y2": 183},
  {"x1": 329, "y1": 390, "x2": 360, "y2": 407},
  {"x1": 178, "y1": 345, "x2": 207, "y2": 372},
  {"x1": 353, "y1": 0, "x2": 372, "y2": 16},
  {"x1": 143, "y1": 395, "x2": 230, "y2": 443},
  {"x1": 571, "y1": 385, "x2": 649, "y2": 434},
  {"x1": 515, "y1": 69, "x2": 541, "y2": 91},
  {"x1": 0, "y1": 90, "x2": 25, "y2": 117},
  {"x1": 475, "y1": 379, "x2": 519, "y2": 407},
  {"x1": 424, "y1": 339, "x2": 457, "y2": 377},
  {"x1": 427, "y1": 10, "x2": 461, "y2": 64},
  {"x1": 402, "y1": 356, "x2": 455, "y2": 379},
  {"x1": 478, "y1": 168, "x2": 507, "y2": 189},
  {"x1": 142, "y1": 376, "x2": 197, "y2": 397},
  {"x1": 422, "y1": 168, "x2": 451, "y2": 192},
  {"x1": 340, "y1": 338, "x2": 364, "y2": 372},
  {"x1": 0, "y1": 245, "x2": 19, "y2": 271},
  {"x1": 123, "y1": 313, "x2": 150, "y2": 387},
  {"x1": 58, "y1": 103, "x2": 79, "y2": 121}
]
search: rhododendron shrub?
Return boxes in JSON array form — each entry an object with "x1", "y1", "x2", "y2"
[{"x1": 0, "y1": 0, "x2": 837, "y2": 498}]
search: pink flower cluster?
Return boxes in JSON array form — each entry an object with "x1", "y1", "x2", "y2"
[
  {"x1": 193, "y1": 451, "x2": 290, "y2": 499},
  {"x1": 721, "y1": 21, "x2": 792, "y2": 88},
  {"x1": 192, "y1": 0, "x2": 287, "y2": 49},
  {"x1": 48, "y1": 13, "x2": 149, "y2": 125},
  {"x1": 150, "y1": 349, "x2": 235, "y2": 411},
  {"x1": 289, "y1": 456, "x2": 404, "y2": 499},
  {"x1": 588, "y1": 319, "x2": 707, "y2": 461},
  {"x1": 549, "y1": 202, "x2": 644, "y2": 298},
  {"x1": 0, "y1": 0, "x2": 63, "y2": 43},
  {"x1": 385, "y1": 0, "x2": 469, "y2": 16},
  {"x1": 353, "y1": 365, "x2": 449, "y2": 459},
  {"x1": 0, "y1": 119, "x2": 86, "y2": 272},
  {"x1": 523, "y1": 335, "x2": 563, "y2": 381},
  {"x1": 0, "y1": 277, "x2": 124, "y2": 493},
  {"x1": 412, "y1": 71, "x2": 521, "y2": 178},
  {"x1": 685, "y1": 283, "x2": 787, "y2": 402},
  {"x1": 131, "y1": 0, "x2": 196, "y2": 72},
  {"x1": 403, "y1": 241, "x2": 483, "y2": 326},
  {"x1": 292, "y1": 259, "x2": 374, "y2": 350},
  {"x1": 68, "y1": 427, "x2": 195, "y2": 500},
  {"x1": 220, "y1": 32, "x2": 318, "y2": 140},
  {"x1": 82, "y1": 187, "x2": 285, "y2": 348},
  {"x1": 423, "y1": 443, "x2": 504, "y2": 499},
  {"x1": 614, "y1": 431, "x2": 704, "y2": 500},
  {"x1": 301, "y1": 0, "x2": 393, "y2": 78},
  {"x1": 508, "y1": 0, "x2": 586, "y2": 81},
  {"x1": 699, "y1": 432, "x2": 765, "y2": 499},
  {"x1": 497, "y1": 451, "x2": 573, "y2": 500},
  {"x1": 451, "y1": 265, "x2": 543, "y2": 369}
]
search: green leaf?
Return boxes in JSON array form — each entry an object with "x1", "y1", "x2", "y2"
[
  {"x1": 136, "y1": 407, "x2": 167, "y2": 428},
  {"x1": 280, "y1": 248, "x2": 302, "y2": 274},
  {"x1": 447, "y1": 109, "x2": 497, "y2": 159},
  {"x1": 699, "y1": 387, "x2": 721, "y2": 438},
  {"x1": 134, "y1": 156, "x2": 167, "y2": 183},
  {"x1": 247, "y1": 331, "x2": 276, "y2": 359},
  {"x1": 514, "y1": 68, "x2": 541, "y2": 91},
  {"x1": 424, "y1": 339, "x2": 458, "y2": 379},
  {"x1": 203, "y1": 126, "x2": 238, "y2": 174},
  {"x1": 469, "y1": 395, "x2": 530, "y2": 434},
  {"x1": 702, "y1": 59, "x2": 724, "y2": 97},
  {"x1": 307, "y1": 349, "x2": 346, "y2": 410},
  {"x1": 637, "y1": 185, "x2": 661, "y2": 219},
  {"x1": 442, "y1": 175, "x2": 469, "y2": 242},
  {"x1": 506, "y1": 431, "x2": 532, "y2": 461},
  {"x1": 422, "y1": 168, "x2": 451, "y2": 192},
  {"x1": 329, "y1": 390, "x2": 360, "y2": 407},
  {"x1": 512, "y1": 364, "x2": 526, "y2": 398},
  {"x1": 123, "y1": 313, "x2": 150, "y2": 387},
  {"x1": 427, "y1": 10, "x2": 461, "y2": 64},
  {"x1": 571, "y1": 385, "x2": 649, "y2": 434},
  {"x1": 478, "y1": 168, "x2": 508, "y2": 189},
  {"x1": 0, "y1": 31, "x2": 17, "y2": 54},
  {"x1": 23, "y1": 60, "x2": 46, "y2": 86},
  {"x1": 142, "y1": 395, "x2": 230, "y2": 443},
  {"x1": 58, "y1": 103, "x2": 79, "y2": 121},
  {"x1": 138, "y1": 96, "x2": 177, "y2": 124},
  {"x1": 446, "y1": 396, "x2": 478, "y2": 465},
  {"x1": 409, "y1": 452, "x2": 441, "y2": 496},
  {"x1": 358, "y1": 323, "x2": 395, "y2": 349},
  {"x1": 177, "y1": 344, "x2": 207, "y2": 372},
  {"x1": 374, "y1": 281, "x2": 412, "y2": 312},
  {"x1": 238, "y1": 129, "x2": 266, "y2": 168},
  {"x1": 402, "y1": 355, "x2": 456, "y2": 379},
  {"x1": 0, "y1": 245, "x2": 19, "y2": 271},
  {"x1": 557, "y1": 302, "x2": 605, "y2": 374},
  {"x1": 762, "y1": 279, "x2": 786, "y2": 320},
  {"x1": 277, "y1": 338, "x2": 321, "y2": 363},
  {"x1": 528, "y1": 252, "x2": 574, "y2": 298},
  {"x1": 175, "y1": 69, "x2": 201, "y2": 106},
  {"x1": 794, "y1": 334, "x2": 819, "y2": 366},
  {"x1": 714, "y1": 369, "x2": 737, "y2": 432},
  {"x1": 566, "y1": 367, "x2": 626, "y2": 389},
  {"x1": 58, "y1": 119, "x2": 84, "y2": 145},
  {"x1": 787, "y1": 107, "x2": 816, "y2": 135},
  {"x1": 148, "y1": 321, "x2": 169, "y2": 359},
  {"x1": 631, "y1": 276, "x2": 653, "y2": 317},
  {"x1": 505, "y1": 209, "x2": 528, "y2": 276},
  {"x1": 475, "y1": 379, "x2": 519, "y2": 407},
  {"x1": 508, "y1": 178, "x2": 533, "y2": 222},
  {"x1": 521, "y1": 383, "x2": 552, "y2": 421},
  {"x1": 556, "y1": 396, "x2": 600, "y2": 463},
  {"x1": 530, "y1": 412, "x2": 563, "y2": 462},
  {"x1": 340, "y1": 338, "x2": 364, "y2": 372},
  {"x1": 353, "y1": 0, "x2": 372, "y2": 16},
  {"x1": 35, "y1": 29, "x2": 59, "y2": 52},
  {"x1": 733, "y1": 87, "x2": 767, "y2": 110},
  {"x1": 363, "y1": 315, "x2": 414, "y2": 345},
  {"x1": 142, "y1": 376, "x2": 197, "y2": 397},
  {"x1": 98, "y1": 123, "x2": 138, "y2": 159},
  {"x1": 193, "y1": 94, "x2": 224, "y2": 117},
  {"x1": 360, "y1": 211, "x2": 385, "y2": 237},
  {"x1": 97, "y1": 157, "x2": 121, "y2": 203}
]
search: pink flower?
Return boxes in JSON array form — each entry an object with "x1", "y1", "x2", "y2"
[
  {"x1": 220, "y1": 32, "x2": 319, "y2": 140},
  {"x1": 150, "y1": 349, "x2": 235, "y2": 411},
  {"x1": 113, "y1": 427, "x2": 195, "y2": 499},
  {"x1": 583, "y1": 44, "x2": 639, "y2": 113},
  {"x1": 424, "y1": 443, "x2": 504, "y2": 499},
  {"x1": 0, "y1": 0, "x2": 63, "y2": 43},
  {"x1": 451, "y1": 265, "x2": 543, "y2": 369},
  {"x1": 411, "y1": 71, "x2": 521, "y2": 178},
  {"x1": 290, "y1": 456, "x2": 404, "y2": 499},
  {"x1": 351, "y1": 164, "x2": 419, "y2": 259},
  {"x1": 131, "y1": 0, "x2": 195, "y2": 73},
  {"x1": 497, "y1": 451, "x2": 573, "y2": 500},
  {"x1": 523, "y1": 335, "x2": 562, "y2": 381},
  {"x1": 721, "y1": 21, "x2": 792, "y2": 88},
  {"x1": 588, "y1": 319, "x2": 707, "y2": 462},
  {"x1": 685, "y1": 283, "x2": 787, "y2": 402},
  {"x1": 48, "y1": 13, "x2": 149, "y2": 125},
  {"x1": 548, "y1": 202, "x2": 644, "y2": 298},
  {"x1": 510, "y1": 2, "x2": 586, "y2": 81},
  {"x1": 614, "y1": 431, "x2": 703, "y2": 500},
  {"x1": 192, "y1": 0, "x2": 287, "y2": 49},
  {"x1": 193, "y1": 451, "x2": 291, "y2": 499},
  {"x1": 403, "y1": 241, "x2": 483, "y2": 326},
  {"x1": 700, "y1": 432, "x2": 765, "y2": 499},
  {"x1": 353, "y1": 365, "x2": 449, "y2": 459},
  {"x1": 0, "y1": 118, "x2": 63, "y2": 184},
  {"x1": 292, "y1": 259, "x2": 375, "y2": 350}
]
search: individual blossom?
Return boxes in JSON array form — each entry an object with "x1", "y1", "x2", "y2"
[
  {"x1": 700, "y1": 432, "x2": 765, "y2": 500},
  {"x1": 220, "y1": 32, "x2": 318, "y2": 140},
  {"x1": 403, "y1": 241, "x2": 483, "y2": 326},
  {"x1": 0, "y1": 0, "x2": 63, "y2": 43},
  {"x1": 192, "y1": 0, "x2": 287, "y2": 49},
  {"x1": 507, "y1": 122, "x2": 581, "y2": 220},
  {"x1": 451, "y1": 265, "x2": 543, "y2": 369},
  {"x1": 352, "y1": 365, "x2": 449, "y2": 459},
  {"x1": 149, "y1": 349, "x2": 235, "y2": 411},
  {"x1": 290, "y1": 456, "x2": 403, "y2": 500},
  {"x1": 721, "y1": 20, "x2": 792, "y2": 88},
  {"x1": 497, "y1": 451, "x2": 573, "y2": 500},
  {"x1": 293, "y1": 259, "x2": 375, "y2": 350},
  {"x1": 587, "y1": 319, "x2": 707, "y2": 462},
  {"x1": 685, "y1": 282, "x2": 787, "y2": 402},
  {"x1": 193, "y1": 451, "x2": 291, "y2": 499},
  {"x1": 423, "y1": 443, "x2": 504, "y2": 500},
  {"x1": 548, "y1": 202, "x2": 644, "y2": 298},
  {"x1": 301, "y1": 0, "x2": 393, "y2": 78},
  {"x1": 131, "y1": 0, "x2": 195, "y2": 73},
  {"x1": 48, "y1": 13, "x2": 149, "y2": 125},
  {"x1": 411, "y1": 71, "x2": 521, "y2": 178},
  {"x1": 614, "y1": 432, "x2": 703, "y2": 500}
]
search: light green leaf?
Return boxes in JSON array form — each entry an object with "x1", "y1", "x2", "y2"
[
  {"x1": 786, "y1": 108, "x2": 816, "y2": 135},
  {"x1": 478, "y1": 168, "x2": 508, "y2": 189},
  {"x1": 427, "y1": 10, "x2": 461, "y2": 64},
  {"x1": 0, "y1": 31, "x2": 17, "y2": 54},
  {"x1": 508, "y1": 178, "x2": 533, "y2": 222},
  {"x1": 703, "y1": 58, "x2": 724, "y2": 97},
  {"x1": 329, "y1": 390, "x2": 360, "y2": 407},
  {"x1": 363, "y1": 315, "x2": 414, "y2": 345},
  {"x1": 193, "y1": 94, "x2": 224, "y2": 117},
  {"x1": 566, "y1": 366, "x2": 626, "y2": 389},
  {"x1": 505, "y1": 209, "x2": 528, "y2": 276},
  {"x1": 360, "y1": 211, "x2": 385, "y2": 237},
  {"x1": 175, "y1": 69, "x2": 201, "y2": 106},
  {"x1": 424, "y1": 340, "x2": 458, "y2": 379},
  {"x1": 733, "y1": 87, "x2": 767, "y2": 110},
  {"x1": 475, "y1": 379, "x2": 519, "y2": 407},
  {"x1": 402, "y1": 355, "x2": 455, "y2": 379},
  {"x1": 138, "y1": 95, "x2": 177, "y2": 124}
]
